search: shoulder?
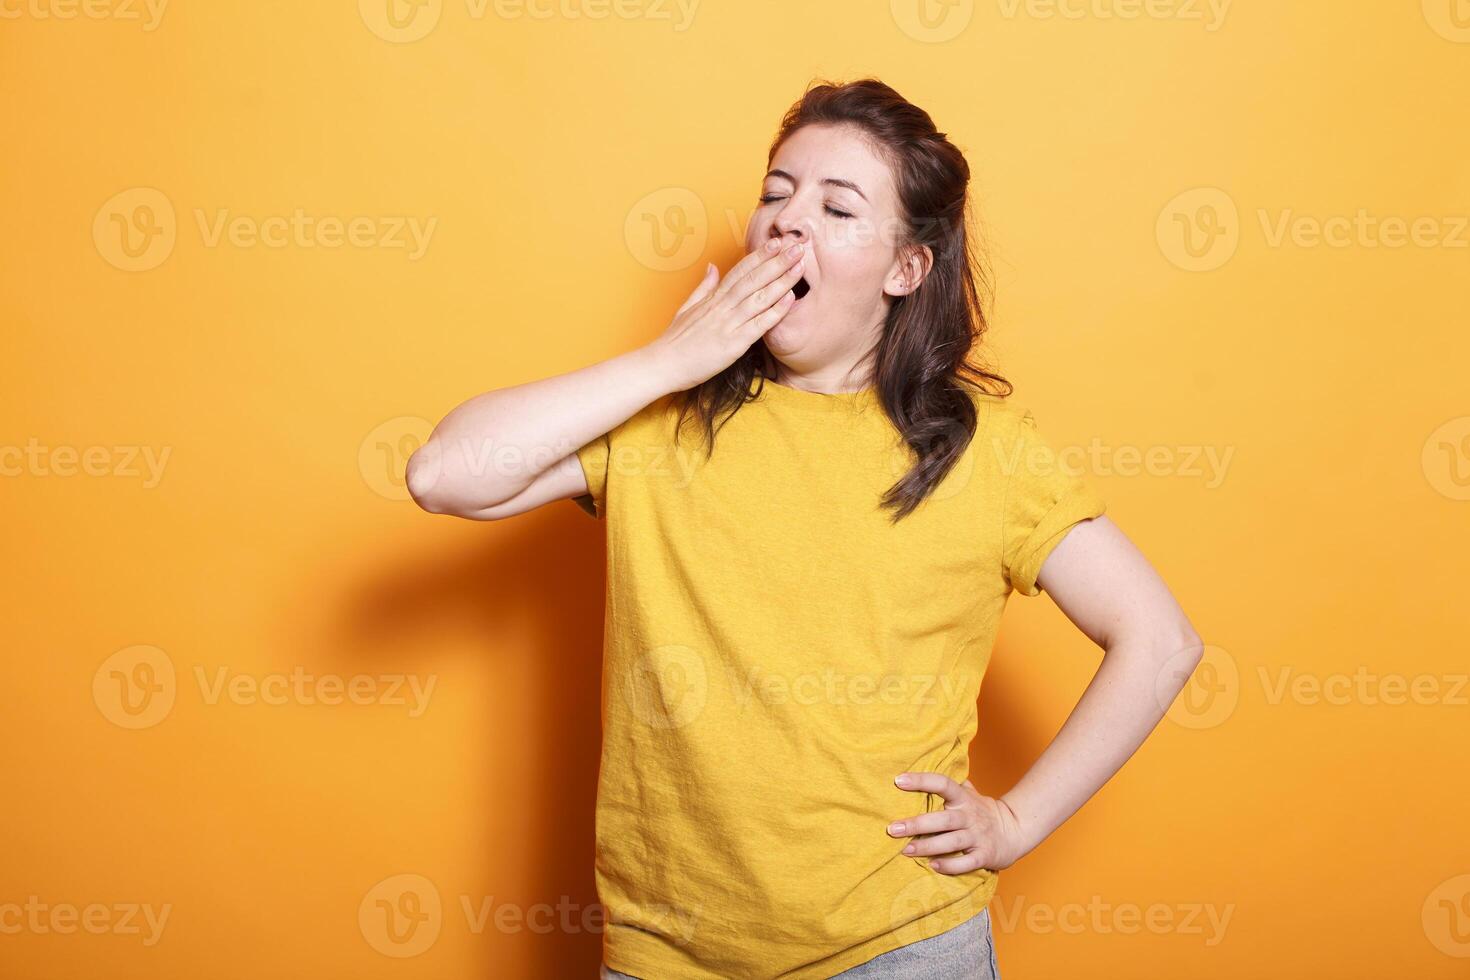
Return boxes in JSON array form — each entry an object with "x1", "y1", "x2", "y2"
[
  {"x1": 953, "y1": 384, "x2": 1073, "y2": 488},
  {"x1": 955, "y1": 382, "x2": 1034, "y2": 438}
]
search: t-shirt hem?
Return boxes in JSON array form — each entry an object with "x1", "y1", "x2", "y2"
[{"x1": 603, "y1": 875, "x2": 998, "y2": 980}]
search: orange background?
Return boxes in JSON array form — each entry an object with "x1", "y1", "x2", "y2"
[{"x1": 3, "y1": 1, "x2": 1469, "y2": 976}]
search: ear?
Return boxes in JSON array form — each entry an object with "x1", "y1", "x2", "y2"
[{"x1": 883, "y1": 243, "x2": 933, "y2": 298}]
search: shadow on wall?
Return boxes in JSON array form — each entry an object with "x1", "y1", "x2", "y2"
[
  {"x1": 330, "y1": 503, "x2": 610, "y2": 977},
  {"x1": 976, "y1": 626, "x2": 1115, "y2": 903}
]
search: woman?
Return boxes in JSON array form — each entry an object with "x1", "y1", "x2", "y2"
[{"x1": 407, "y1": 78, "x2": 1202, "y2": 980}]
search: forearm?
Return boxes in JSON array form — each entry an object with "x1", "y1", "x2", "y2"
[
  {"x1": 407, "y1": 343, "x2": 676, "y2": 514},
  {"x1": 998, "y1": 628, "x2": 1203, "y2": 859}
]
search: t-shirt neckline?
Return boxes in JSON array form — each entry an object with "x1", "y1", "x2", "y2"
[{"x1": 747, "y1": 373, "x2": 878, "y2": 415}]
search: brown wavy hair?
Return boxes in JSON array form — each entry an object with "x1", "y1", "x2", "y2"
[{"x1": 673, "y1": 76, "x2": 1012, "y2": 521}]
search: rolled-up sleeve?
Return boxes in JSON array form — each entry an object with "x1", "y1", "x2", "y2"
[
  {"x1": 1001, "y1": 410, "x2": 1106, "y2": 596},
  {"x1": 571, "y1": 431, "x2": 610, "y2": 519}
]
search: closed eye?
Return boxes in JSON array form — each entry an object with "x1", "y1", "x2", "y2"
[{"x1": 758, "y1": 194, "x2": 854, "y2": 219}]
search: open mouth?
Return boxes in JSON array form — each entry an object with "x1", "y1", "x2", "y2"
[{"x1": 793, "y1": 276, "x2": 811, "y2": 301}]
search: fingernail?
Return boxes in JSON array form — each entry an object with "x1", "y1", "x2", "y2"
[
  {"x1": 766, "y1": 239, "x2": 781, "y2": 252},
  {"x1": 889, "y1": 822, "x2": 905, "y2": 834},
  {"x1": 903, "y1": 844, "x2": 915, "y2": 854},
  {"x1": 895, "y1": 774, "x2": 910, "y2": 786}
]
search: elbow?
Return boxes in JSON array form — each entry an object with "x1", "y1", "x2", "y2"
[
  {"x1": 1182, "y1": 629, "x2": 1205, "y2": 668},
  {"x1": 1105, "y1": 617, "x2": 1203, "y2": 666},
  {"x1": 1163, "y1": 619, "x2": 1205, "y2": 667},
  {"x1": 406, "y1": 441, "x2": 453, "y2": 515},
  {"x1": 406, "y1": 440, "x2": 514, "y2": 520}
]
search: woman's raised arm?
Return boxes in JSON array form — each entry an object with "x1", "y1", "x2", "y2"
[
  {"x1": 405, "y1": 238, "x2": 808, "y2": 520},
  {"x1": 405, "y1": 344, "x2": 673, "y2": 520}
]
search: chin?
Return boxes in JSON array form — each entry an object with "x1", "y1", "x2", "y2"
[
  {"x1": 764, "y1": 309, "x2": 811, "y2": 354},
  {"x1": 763, "y1": 325, "x2": 798, "y2": 357}
]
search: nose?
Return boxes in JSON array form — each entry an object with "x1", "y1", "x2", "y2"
[{"x1": 770, "y1": 196, "x2": 815, "y2": 248}]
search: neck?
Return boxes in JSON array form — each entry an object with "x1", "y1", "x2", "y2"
[{"x1": 763, "y1": 352, "x2": 874, "y2": 395}]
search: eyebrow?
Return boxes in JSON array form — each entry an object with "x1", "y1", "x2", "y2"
[{"x1": 764, "y1": 168, "x2": 868, "y2": 203}]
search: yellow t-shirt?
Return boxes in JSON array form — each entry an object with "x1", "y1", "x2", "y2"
[{"x1": 572, "y1": 373, "x2": 1105, "y2": 979}]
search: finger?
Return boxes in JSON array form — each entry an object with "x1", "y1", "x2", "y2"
[
  {"x1": 738, "y1": 287, "x2": 795, "y2": 340},
  {"x1": 925, "y1": 851, "x2": 987, "y2": 875},
  {"x1": 894, "y1": 771, "x2": 963, "y2": 805},
  {"x1": 887, "y1": 809, "x2": 965, "y2": 839},
  {"x1": 707, "y1": 239, "x2": 782, "y2": 304},
  {"x1": 732, "y1": 248, "x2": 806, "y2": 324},
  {"x1": 714, "y1": 240, "x2": 804, "y2": 309},
  {"x1": 900, "y1": 827, "x2": 975, "y2": 858},
  {"x1": 674, "y1": 262, "x2": 719, "y2": 318}
]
